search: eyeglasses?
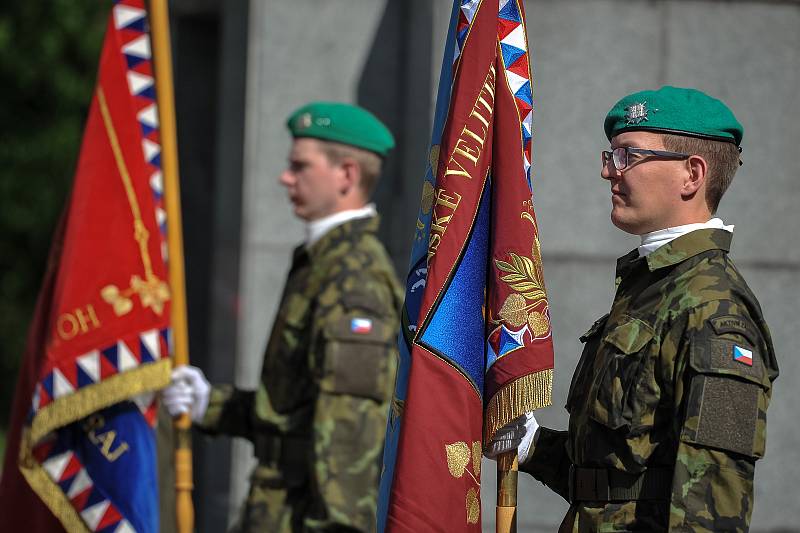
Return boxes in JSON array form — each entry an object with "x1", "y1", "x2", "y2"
[{"x1": 601, "y1": 146, "x2": 690, "y2": 171}]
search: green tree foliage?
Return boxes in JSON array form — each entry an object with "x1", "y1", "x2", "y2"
[{"x1": 0, "y1": 3, "x2": 107, "y2": 427}]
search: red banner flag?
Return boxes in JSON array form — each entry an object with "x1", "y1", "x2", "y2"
[
  {"x1": 0, "y1": 2, "x2": 172, "y2": 531},
  {"x1": 378, "y1": 1, "x2": 554, "y2": 530}
]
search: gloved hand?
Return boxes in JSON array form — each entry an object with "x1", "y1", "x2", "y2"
[
  {"x1": 162, "y1": 365, "x2": 211, "y2": 423},
  {"x1": 484, "y1": 412, "x2": 539, "y2": 465}
]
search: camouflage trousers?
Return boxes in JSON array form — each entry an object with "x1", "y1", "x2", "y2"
[{"x1": 230, "y1": 464, "x2": 364, "y2": 533}]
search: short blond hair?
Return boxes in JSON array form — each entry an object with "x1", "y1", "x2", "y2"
[
  {"x1": 661, "y1": 134, "x2": 741, "y2": 213},
  {"x1": 319, "y1": 141, "x2": 383, "y2": 197}
]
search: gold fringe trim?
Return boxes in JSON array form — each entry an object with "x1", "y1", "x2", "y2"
[
  {"x1": 31, "y1": 359, "x2": 171, "y2": 443},
  {"x1": 19, "y1": 428, "x2": 90, "y2": 533},
  {"x1": 484, "y1": 368, "x2": 553, "y2": 444}
]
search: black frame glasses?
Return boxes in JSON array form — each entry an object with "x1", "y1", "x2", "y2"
[{"x1": 602, "y1": 146, "x2": 691, "y2": 171}]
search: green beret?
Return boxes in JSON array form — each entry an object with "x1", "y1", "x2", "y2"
[
  {"x1": 604, "y1": 86, "x2": 743, "y2": 146},
  {"x1": 286, "y1": 101, "x2": 395, "y2": 157}
]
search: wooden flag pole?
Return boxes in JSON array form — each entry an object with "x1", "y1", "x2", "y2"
[
  {"x1": 496, "y1": 451, "x2": 518, "y2": 533},
  {"x1": 149, "y1": 1, "x2": 194, "y2": 532}
]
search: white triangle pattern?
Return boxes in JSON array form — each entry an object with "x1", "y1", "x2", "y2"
[
  {"x1": 127, "y1": 71, "x2": 153, "y2": 96},
  {"x1": 53, "y1": 368, "x2": 75, "y2": 399},
  {"x1": 66, "y1": 468, "x2": 93, "y2": 499},
  {"x1": 115, "y1": 520, "x2": 136, "y2": 533},
  {"x1": 133, "y1": 391, "x2": 155, "y2": 411},
  {"x1": 141, "y1": 329, "x2": 161, "y2": 360},
  {"x1": 77, "y1": 350, "x2": 101, "y2": 383},
  {"x1": 122, "y1": 35, "x2": 151, "y2": 60},
  {"x1": 32, "y1": 383, "x2": 41, "y2": 411},
  {"x1": 499, "y1": 0, "x2": 512, "y2": 11},
  {"x1": 523, "y1": 111, "x2": 533, "y2": 135},
  {"x1": 156, "y1": 207, "x2": 167, "y2": 228},
  {"x1": 137, "y1": 104, "x2": 158, "y2": 129},
  {"x1": 117, "y1": 341, "x2": 139, "y2": 372},
  {"x1": 461, "y1": 0, "x2": 480, "y2": 23},
  {"x1": 43, "y1": 451, "x2": 72, "y2": 481},
  {"x1": 505, "y1": 70, "x2": 527, "y2": 95},
  {"x1": 113, "y1": 5, "x2": 145, "y2": 30},
  {"x1": 149, "y1": 170, "x2": 164, "y2": 194},
  {"x1": 142, "y1": 138, "x2": 161, "y2": 163},
  {"x1": 501, "y1": 24, "x2": 527, "y2": 51},
  {"x1": 81, "y1": 500, "x2": 111, "y2": 531}
]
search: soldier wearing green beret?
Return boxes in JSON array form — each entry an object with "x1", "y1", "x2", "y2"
[
  {"x1": 163, "y1": 102, "x2": 402, "y2": 532},
  {"x1": 487, "y1": 86, "x2": 778, "y2": 531}
]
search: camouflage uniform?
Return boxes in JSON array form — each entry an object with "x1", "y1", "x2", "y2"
[
  {"x1": 521, "y1": 228, "x2": 778, "y2": 532},
  {"x1": 200, "y1": 215, "x2": 402, "y2": 532}
]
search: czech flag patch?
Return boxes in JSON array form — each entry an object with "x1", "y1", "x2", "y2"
[
  {"x1": 733, "y1": 345, "x2": 753, "y2": 366},
  {"x1": 350, "y1": 317, "x2": 373, "y2": 334}
]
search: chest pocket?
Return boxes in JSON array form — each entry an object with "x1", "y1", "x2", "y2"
[
  {"x1": 588, "y1": 316, "x2": 657, "y2": 431},
  {"x1": 566, "y1": 314, "x2": 609, "y2": 413}
]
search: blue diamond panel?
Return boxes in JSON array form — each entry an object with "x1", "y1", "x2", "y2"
[
  {"x1": 499, "y1": 1, "x2": 521, "y2": 22},
  {"x1": 500, "y1": 43, "x2": 526, "y2": 70},
  {"x1": 418, "y1": 178, "x2": 491, "y2": 396}
]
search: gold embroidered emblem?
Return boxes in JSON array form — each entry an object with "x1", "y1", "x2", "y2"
[
  {"x1": 493, "y1": 204, "x2": 551, "y2": 340},
  {"x1": 97, "y1": 88, "x2": 171, "y2": 317},
  {"x1": 466, "y1": 487, "x2": 480, "y2": 524},
  {"x1": 445, "y1": 440, "x2": 483, "y2": 524}
]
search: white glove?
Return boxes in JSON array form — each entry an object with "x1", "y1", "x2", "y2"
[
  {"x1": 162, "y1": 365, "x2": 211, "y2": 423},
  {"x1": 484, "y1": 412, "x2": 540, "y2": 464}
]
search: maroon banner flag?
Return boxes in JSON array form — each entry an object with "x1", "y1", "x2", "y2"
[
  {"x1": 378, "y1": 0, "x2": 554, "y2": 530},
  {"x1": 0, "y1": 1, "x2": 172, "y2": 531}
]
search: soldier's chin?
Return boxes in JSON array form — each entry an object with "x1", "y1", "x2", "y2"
[{"x1": 610, "y1": 211, "x2": 641, "y2": 235}]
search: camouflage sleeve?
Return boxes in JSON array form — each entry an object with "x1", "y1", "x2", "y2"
[
  {"x1": 306, "y1": 271, "x2": 399, "y2": 532},
  {"x1": 668, "y1": 300, "x2": 775, "y2": 532},
  {"x1": 197, "y1": 384, "x2": 256, "y2": 439},
  {"x1": 518, "y1": 427, "x2": 571, "y2": 501}
]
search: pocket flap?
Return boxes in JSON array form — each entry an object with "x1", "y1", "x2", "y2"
[
  {"x1": 603, "y1": 316, "x2": 654, "y2": 354},
  {"x1": 579, "y1": 313, "x2": 610, "y2": 343}
]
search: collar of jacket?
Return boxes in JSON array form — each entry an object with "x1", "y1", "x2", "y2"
[
  {"x1": 305, "y1": 214, "x2": 380, "y2": 260},
  {"x1": 616, "y1": 228, "x2": 733, "y2": 276}
]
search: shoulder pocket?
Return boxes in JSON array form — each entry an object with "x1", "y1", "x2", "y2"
[
  {"x1": 589, "y1": 316, "x2": 657, "y2": 430},
  {"x1": 319, "y1": 314, "x2": 396, "y2": 402},
  {"x1": 680, "y1": 332, "x2": 769, "y2": 458}
]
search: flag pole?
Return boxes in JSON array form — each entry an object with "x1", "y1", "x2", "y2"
[
  {"x1": 149, "y1": 1, "x2": 194, "y2": 532},
  {"x1": 496, "y1": 452, "x2": 518, "y2": 533}
]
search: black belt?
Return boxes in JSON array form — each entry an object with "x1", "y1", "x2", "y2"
[
  {"x1": 254, "y1": 434, "x2": 310, "y2": 470},
  {"x1": 568, "y1": 465, "x2": 672, "y2": 503}
]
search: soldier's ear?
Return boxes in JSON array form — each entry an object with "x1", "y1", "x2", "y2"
[
  {"x1": 338, "y1": 157, "x2": 362, "y2": 196},
  {"x1": 681, "y1": 154, "x2": 707, "y2": 198}
]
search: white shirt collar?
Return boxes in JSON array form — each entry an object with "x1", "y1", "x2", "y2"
[
  {"x1": 638, "y1": 217, "x2": 735, "y2": 257},
  {"x1": 306, "y1": 203, "x2": 377, "y2": 248}
]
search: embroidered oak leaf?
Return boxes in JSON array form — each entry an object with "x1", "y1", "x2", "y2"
[
  {"x1": 495, "y1": 253, "x2": 545, "y2": 302},
  {"x1": 472, "y1": 441, "x2": 482, "y2": 477},
  {"x1": 421, "y1": 180, "x2": 435, "y2": 215},
  {"x1": 466, "y1": 487, "x2": 480, "y2": 524},
  {"x1": 445, "y1": 441, "x2": 471, "y2": 478},
  {"x1": 390, "y1": 396, "x2": 405, "y2": 428},
  {"x1": 528, "y1": 311, "x2": 550, "y2": 336},
  {"x1": 498, "y1": 293, "x2": 528, "y2": 327}
]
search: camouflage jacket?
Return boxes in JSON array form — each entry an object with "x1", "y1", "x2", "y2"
[
  {"x1": 200, "y1": 215, "x2": 402, "y2": 532},
  {"x1": 521, "y1": 229, "x2": 778, "y2": 532}
]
